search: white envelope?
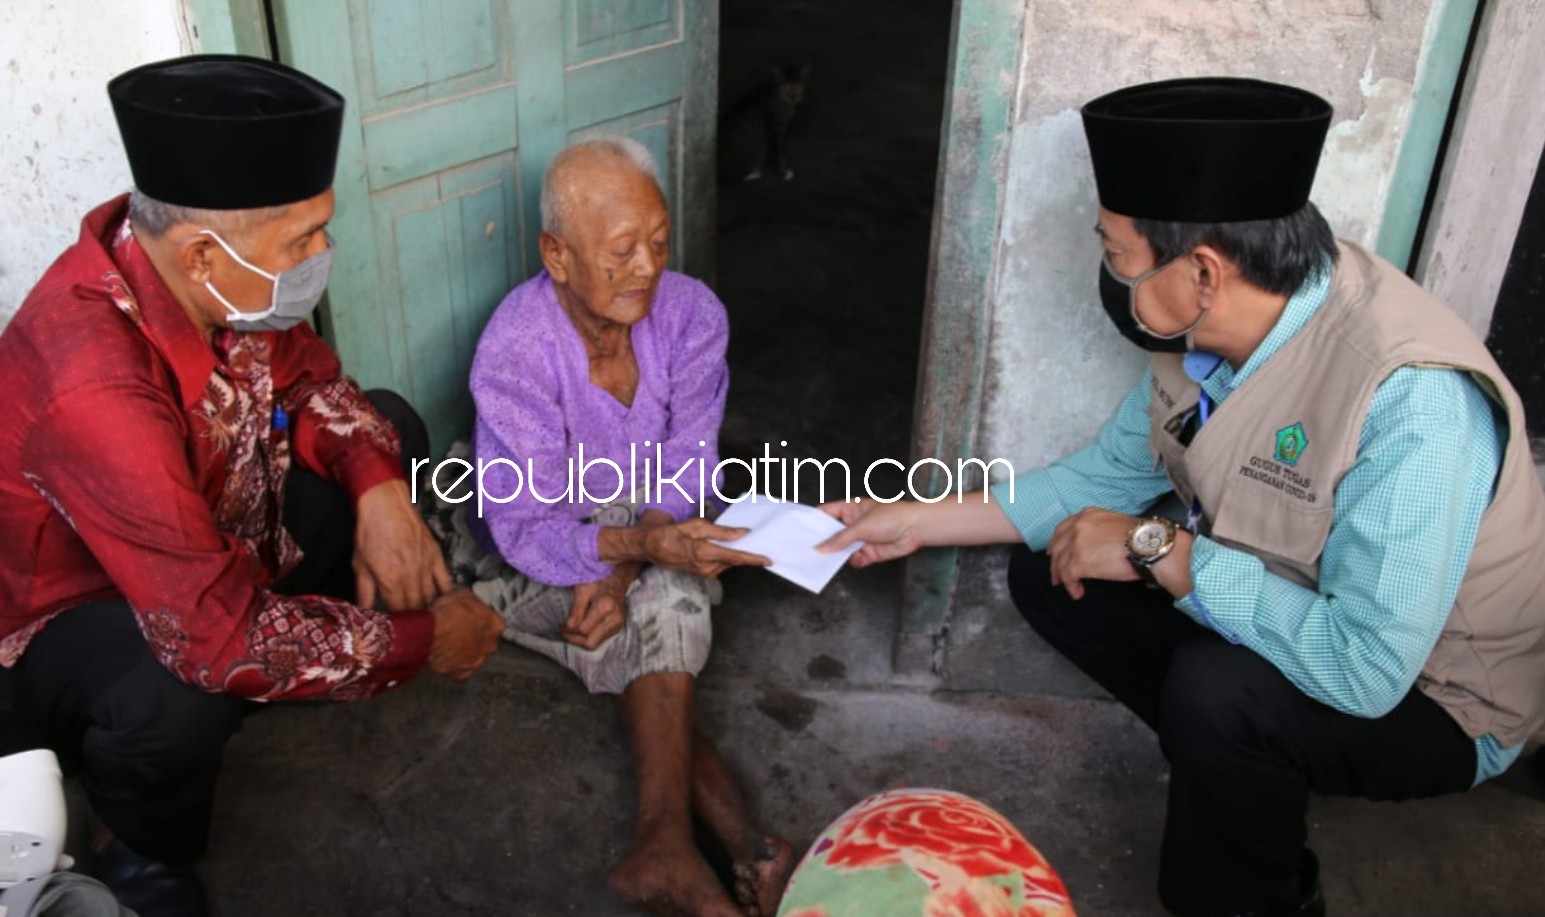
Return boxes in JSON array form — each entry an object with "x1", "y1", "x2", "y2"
[{"x1": 711, "y1": 497, "x2": 863, "y2": 594}]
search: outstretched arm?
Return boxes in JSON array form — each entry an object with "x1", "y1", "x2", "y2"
[
  {"x1": 816, "y1": 495, "x2": 1022, "y2": 567},
  {"x1": 817, "y1": 370, "x2": 1170, "y2": 566}
]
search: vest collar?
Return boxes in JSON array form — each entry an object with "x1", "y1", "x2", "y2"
[{"x1": 1197, "y1": 260, "x2": 1335, "y2": 410}]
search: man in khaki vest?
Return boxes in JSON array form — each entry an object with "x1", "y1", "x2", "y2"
[{"x1": 819, "y1": 77, "x2": 1545, "y2": 917}]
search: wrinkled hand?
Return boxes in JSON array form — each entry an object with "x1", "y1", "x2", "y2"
[
  {"x1": 644, "y1": 518, "x2": 770, "y2": 579},
  {"x1": 1047, "y1": 508, "x2": 1141, "y2": 600},
  {"x1": 563, "y1": 577, "x2": 629, "y2": 650},
  {"x1": 817, "y1": 500, "x2": 920, "y2": 568},
  {"x1": 353, "y1": 479, "x2": 453, "y2": 610},
  {"x1": 427, "y1": 588, "x2": 504, "y2": 680}
]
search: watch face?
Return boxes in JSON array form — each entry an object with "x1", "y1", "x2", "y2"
[{"x1": 1130, "y1": 521, "x2": 1169, "y2": 557}]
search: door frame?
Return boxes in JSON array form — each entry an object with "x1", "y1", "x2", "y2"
[
  {"x1": 1415, "y1": 1, "x2": 1545, "y2": 336},
  {"x1": 185, "y1": 0, "x2": 272, "y2": 57},
  {"x1": 897, "y1": 0, "x2": 1023, "y2": 675}
]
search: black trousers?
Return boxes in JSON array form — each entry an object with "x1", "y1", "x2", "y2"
[
  {"x1": 1006, "y1": 546, "x2": 1477, "y2": 917},
  {"x1": 1, "y1": 391, "x2": 428, "y2": 866}
]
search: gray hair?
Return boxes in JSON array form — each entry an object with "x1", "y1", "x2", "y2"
[
  {"x1": 127, "y1": 189, "x2": 289, "y2": 241},
  {"x1": 540, "y1": 137, "x2": 662, "y2": 237}
]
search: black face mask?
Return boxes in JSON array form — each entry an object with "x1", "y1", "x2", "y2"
[{"x1": 1098, "y1": 257, "x2": 1191, "y2": 354}]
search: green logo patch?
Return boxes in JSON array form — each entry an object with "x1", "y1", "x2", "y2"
[{"x1": 1274, "y1": 422, "x2": 1308, "y2": 466}]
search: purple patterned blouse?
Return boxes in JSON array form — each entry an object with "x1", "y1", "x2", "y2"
[{"x1": 470, "y1": 270, "x2": 728, "y2": 587}]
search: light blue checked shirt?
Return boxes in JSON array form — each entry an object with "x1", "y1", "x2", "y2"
[{"x1": 991, "y1": 265, "x2": 1517, "y2": 784}]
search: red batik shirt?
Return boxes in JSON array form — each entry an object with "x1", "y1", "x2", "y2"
[{"x1": 0, "y1": 195, "x2": 434, "y2": 702}]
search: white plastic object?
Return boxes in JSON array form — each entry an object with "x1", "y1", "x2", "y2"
[{"x1": 0, "y1": 750, "x2": 66, "y2": 889}]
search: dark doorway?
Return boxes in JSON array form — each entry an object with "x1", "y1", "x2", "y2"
[
  {"x1": 1487, "y1": 141, "x2": 1545, "y2": 438},
  {"x1": 713, "y1": 0, "x2": 953, "y2": 502}
]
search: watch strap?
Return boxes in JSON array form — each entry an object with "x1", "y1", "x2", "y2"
[{"x1": 1128, "y1": 555, "x2": 1160, "y2": 585}]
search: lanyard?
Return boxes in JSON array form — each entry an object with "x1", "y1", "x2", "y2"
[{"x1": 1184, "y1": 388, "x2": 1212, "y2": 534}]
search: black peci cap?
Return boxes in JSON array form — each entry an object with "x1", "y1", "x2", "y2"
[
  {"x1": 1081, "y1": 77, "x2": 1332, "y2": 223},
  {"x1": 109, "y1": 54, "x2": 344, "y2": 210}
]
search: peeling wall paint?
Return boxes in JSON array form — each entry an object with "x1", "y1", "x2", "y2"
[
  {"x1": 980, "y1": 0, "x2": 1441, "y2": 476},
  {"x1": 0, "y1": 0, "x2": 192, "y2": 327}
]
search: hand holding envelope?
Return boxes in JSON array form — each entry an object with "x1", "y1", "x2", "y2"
[{"x1": 709, "y1": 497, "x2": 863, "y2": 593}]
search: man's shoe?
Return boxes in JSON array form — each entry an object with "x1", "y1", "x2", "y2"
[
  {"x1": 1290, "y1": 851, "x2": 1326, "y2": 917},
  {"x1": 1240, "y1": 849, "x2": 1325, "y2": 917},
  {"x1": 94, "y1": 837, "x2": 208, "y2": 917}
]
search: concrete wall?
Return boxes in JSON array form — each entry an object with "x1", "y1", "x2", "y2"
[
  {"x1": 1417, "y1": 2, "x2": 1545, "y2": 337},
  {"x1": 0, "y1": 0, "x2": 193, "y2": 327},
  {"x1": 980, "y1": 0, "x2": 1442, "y2": 474}
]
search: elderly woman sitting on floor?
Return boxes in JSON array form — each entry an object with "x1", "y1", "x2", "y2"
[{"x1": 457, "y1": 137, "x2": 791, "y2": 917}]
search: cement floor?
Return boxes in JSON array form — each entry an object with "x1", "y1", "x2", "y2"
[
  {"x1": 197, "y1": 0, "x2": 1545, "y2": 913},
  {"x1": 199, "y1": 558, "x2": 1545, "y2": 916}
]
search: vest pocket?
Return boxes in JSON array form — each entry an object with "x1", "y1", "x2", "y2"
[{"x1": 1207, "y1": 483, "x2": 1335, "y2": 586}]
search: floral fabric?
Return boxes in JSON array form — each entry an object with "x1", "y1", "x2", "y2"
[{"x1": 777, "y1": 789, "x2": 1075, "y2": 917}]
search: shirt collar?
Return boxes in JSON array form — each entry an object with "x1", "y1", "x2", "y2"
[
  {"x1": 108, "y1": 215, "x2": 221, "y2": 412},
  {"x1": 1193, "y1": 260, "x2": 1334, "y2": 404}
]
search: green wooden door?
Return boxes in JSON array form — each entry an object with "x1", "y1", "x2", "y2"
[{"x1": 270, "y1": 0, "x2": 717, "y2": 453}]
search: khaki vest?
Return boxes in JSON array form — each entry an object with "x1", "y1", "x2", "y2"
[{"x1": 1147, "y1": 241, "x2": 1545, "y2": 747}]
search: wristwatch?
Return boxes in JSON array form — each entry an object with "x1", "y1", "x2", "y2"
[{"x1": 1125, "y1": 517, "x2": 1177, "y2": 585}]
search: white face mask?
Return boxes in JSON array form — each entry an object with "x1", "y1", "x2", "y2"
[{"x1": 200, "y1": 229, "x2": 335, "y2": 332}]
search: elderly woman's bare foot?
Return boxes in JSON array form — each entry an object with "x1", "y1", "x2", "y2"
[
  {"x1": 731, "y1": 835, "x2": 796, "y2": 917},
  {"x1": 611, "y1": 832, "x2": 745, "y2": 917}
]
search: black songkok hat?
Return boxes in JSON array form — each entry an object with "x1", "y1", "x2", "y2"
[
  {"x1": 1081, "y1": 77, "x2": 1332, "y2": 223},
  {"x1": 108, "y1": 54, "x2": 344, "y2": 210}
]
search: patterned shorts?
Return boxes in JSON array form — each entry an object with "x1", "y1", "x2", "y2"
[{"x1": 422, "y1": 443, "x2": 718, "y2": 695}]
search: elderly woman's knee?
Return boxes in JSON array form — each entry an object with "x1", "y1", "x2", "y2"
[
  {"x1": 631, "y1": 566, "x2": 715, "y2": 617},
  {"x1": 626, "y1": 566, "x2": 714, "y2": 674}
]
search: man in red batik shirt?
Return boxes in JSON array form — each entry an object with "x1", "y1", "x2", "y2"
[{"x1": 0, "y1": 55, "x2": 504, "y2": 917}]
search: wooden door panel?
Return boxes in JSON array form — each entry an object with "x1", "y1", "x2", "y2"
[
  {"x1": 565, "y1": 19, "x2": 691, "y2": 265},
  {"x1": 275, "y1": 0, "x2": 713, "y2": 453},
  {"x1": 371, "y1": 157, "x2": 522, "y2": 442},
  {"x1": 361, "y1": 87, "x2": 520, "y2": 189},
  {"x1": 363, "y1": 0, "x2": 500, "y2": 100},
  {"x1": 570, "y1": 0, "x2": 678, "y2": 63},
  {"x1": 566, "y1": 46, "x2": 684, "y2": 125}
]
